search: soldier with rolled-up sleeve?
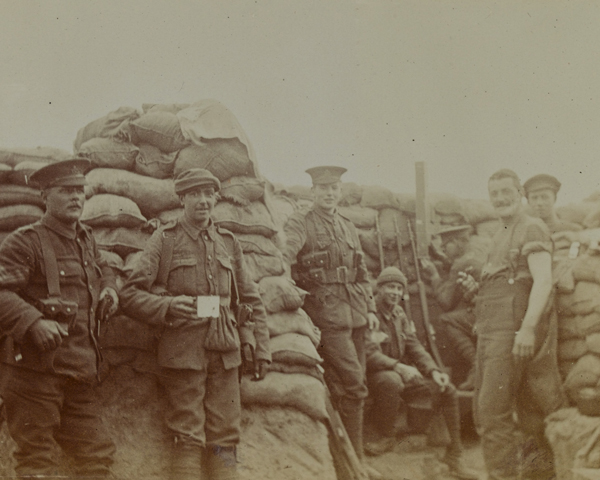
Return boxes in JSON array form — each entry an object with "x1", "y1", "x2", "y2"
[
  {"x1": 0, "y1": 158, "x2": 119, "y2": 478},
  {"x1": 120, "y1": 168, "x2": 270, "y2": 480}
]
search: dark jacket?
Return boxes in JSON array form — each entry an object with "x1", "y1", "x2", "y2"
[
  {"x1": 0, "y1": 214, "x2": 116, "y2": 382},
  {"x1": 283, "y1": 207, "x2": 375, "y2": 329},
  {"x1": 120, "y1": 216, "x2": 270, "y2": 371},
  {"x1": 366, "y1": 300, "x2": 438, "y2": 377}
]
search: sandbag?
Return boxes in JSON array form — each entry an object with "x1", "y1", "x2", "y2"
[
  {"x1": 557, "y1": 281, "x2": 600, "y2": 317},
  {"x1": 10, "y1": 161, "x2": 46, "y2": 186},
  {"x1": 564, "y1": 354, "x2": 600, "y2": 401},
  {"x1": 174, "y1": 138, "x2": 253, "y2": 181},
  {"x1": 0, "y1": 164, "x2": 11, "y2": 184},
  {"x1": 131, "y1": 112, "x2": 189, "y2": 153},
  {"x1": 269, "y1": 194, "x2": 297, "y2": 231},
  {"x1": 586, "y1": 333, "x2": 600, "y2": 355},
  {"x1": 156, "y1": 208, "x2": 182, "y2": 224},
  {"x1": 338, "y1": 205, "x2": 377, "y2": 229},
  {"x1": 0, "y1": 185, "x2": 44, "y2": 208},
  {"x1": 259, "y1": 276, "x2": 308, "y2": 313},
  {"x1": 558, "y1": 359, "x2": 577, "y2": 380},
  {"x1": 134, "y1": 143, "x2": 177, "y2": 179},
  {"x1": 340, "y1": 182, "x2": 363, "y2": 206},
  {"x1": 556, "y1": 202, "x2": 599, "y2": 227},
  {"x1": 220, "y1": 176, "x2": 264, "y2": 205},
  {"x1": 240, "y1": 372, "x2": 327, "y2": 421},
  {"x1": 572, "y1": 252, "x2": 600, "y2": 285},
  {"x1": 0, "y1": 146, "x2": 71, "y2": 168},
  {"x1": 85, "y1": 168, "x2": 180, "y2": 218},
  {"x1": 558, "y1": 338, "x2": 588, "y2": 362},
  {"x1": 212, "y1": 200, "x2": 277, "y2": 237},
  {"x1": 243, "y1": 252, "x2": 285, "y2": 283},
  {"x1": 123, "y1": 251, "x2": 144, "y2": 276},
  {"x1": 77, "y1": 138, "x2": 139, "y2": 171},
  {"x1": 431, "y1": 193, "x2": 466, "y2": 221},
  {"x1": 358, "y1": 229, "x2": 379, "y2": 259},
  {"x1": 360, "y1": 185, "x2": 401, "y2": 210},
  {"x1": 73, "y1": 106, "x2": 140, "y2": 151},
  {"x1": 0, "y1": 205, "x2": 43, "y2": 230},
  {"x1": 267, "y1": 309, "x2": 321, "y2": 347},
  {"x1": 463, "y1": 198, "x2": 498, "y2": 224},
  {"x1": 81, "y1": 194, "x2": 147, "y2": 229},
  {"x1": 270, "y1": 333, "x2": 323, "y2": 366},
  {"x1": 93, "y1": 227, "x2": 151, "y2": 258},
  {"x1": 142, "y1": 103, "x2": 190, "y2": 114},
  {"x1": 99, "y1": 249, "x2": 125, "y2": 274},
  {"x1": 284, "y1": 185, "x2": 312, "y2": 202},
  {"x1": 378, "y1": 208, "x2": 410, "y2": 247}
]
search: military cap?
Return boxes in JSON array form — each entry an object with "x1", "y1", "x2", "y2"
[
  {"x1": 174, "y1": 168, "x2": 221, "y2": 194},
  {"x1": 523, "y1": 174, "x2": 561, "y2": 196},
  {"x1": 28, "y1": 158, "x2": 91, "y2": 190},
  {"x1": 305, "y1": 166, "x2": 347, "y2": 185},
  {"x1": 377, "y1": 266, "x2": 408, "y2": 288}
]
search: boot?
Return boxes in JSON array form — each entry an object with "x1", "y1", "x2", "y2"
[
  {"x1": 441, "y1": 449, "x2": 479, "y2": 480},
  {"x1": 170, "y1": 443, "x2": 203, "y2": 480},
  {"x1": 205, "y1": 445, "x2": 238, "y2": 480},
  {"x1": 364, "y1": 436, "x2": 396, "y2": 456},
  {"x1": 338, "y1": 397, "x2": 365, "y2": 458}
]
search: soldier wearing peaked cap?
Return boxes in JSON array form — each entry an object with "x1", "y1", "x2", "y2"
[
  {"x1": 120, "y1": 168, "x2": 270, "y2": 480},
  {"x1": 0, "y1": 157, "x2": 119, "y2": 477},
  {"x1": 523, "y1": 173, "x2": 582, "y2": 234},
  {"x1": 282, "y1": 166, "x2": 380, "y2": 474}
]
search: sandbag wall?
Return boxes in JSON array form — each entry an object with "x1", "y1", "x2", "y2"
[{"x1": 73, "y1": 102, "x2": 329, "y2": 426}]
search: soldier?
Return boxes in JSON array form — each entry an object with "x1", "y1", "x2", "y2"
[
  {"x1": 471, "y1": 169, "x2": 565, "y2": 480},
  {"x1": 523, "y1": 173, "x2": 582, "y2": 234},
  {"x1": 0, "y1": 158, "x2": 119, "y2": 478},
  {"x1": 421, "y1": 225, "x2": 485, "y2": 391},
  {"x1": 364, "y1": 267, "x2": 477, "y2": 479},
  {"x1": 282, "y1": 166, "x2": 380, "y2": 473},
  {"x1": 120, "y1": 168, "x2": 270, "y2": 480}
]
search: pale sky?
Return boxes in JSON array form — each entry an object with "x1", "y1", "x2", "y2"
[{"x1": 1, "y1": 0, "x2": 599, "y2": 205}]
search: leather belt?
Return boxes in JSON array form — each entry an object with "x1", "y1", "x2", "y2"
[{"x1": 307, "y1": 266, "x2": 357, "y2": 284}]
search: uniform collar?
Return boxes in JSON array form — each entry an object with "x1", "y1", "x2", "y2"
[
  {"x1": 41, "y1": 213, "x2": 88, "y2": 241},
  {"x1": 312, "y1": 206, "x2": 338, "y2": 223},
  {"x1": 179, "y1": 214, "x2": 217, "y2": 241}
]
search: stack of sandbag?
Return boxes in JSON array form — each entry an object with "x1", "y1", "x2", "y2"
[
  {"x1": 556, "y1": 193, "x2": 600, "y2": 230},
  {"x1": 0, "y1": 147, "x2": 73, "y2": 243},
  {"x1": 240, "y1": 276, "x2": 328, "y2": 421}
]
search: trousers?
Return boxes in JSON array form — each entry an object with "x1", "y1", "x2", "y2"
[{"x1": 2, "y1": 364, "x2": 115, "y2": 477}]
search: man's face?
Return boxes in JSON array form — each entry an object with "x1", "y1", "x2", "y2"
[
  {"x1": 181, "y1": 186, "x2": 217, "y2": 227},
  {"x1": 380, "y1": 282, "x2": 404, "y2": 308},
  {"x1": 312, "y1": 181, "x2": 342, "y2": 212},
  {"x1": 43, "y1": 186, "x2": 86, "y2": 224},
  {"x1": 488, "y1": 177, "x2": 523, "y2": 220},
  {"x1": 527, "y1": 189, "x2": 556, "y2": 221}
]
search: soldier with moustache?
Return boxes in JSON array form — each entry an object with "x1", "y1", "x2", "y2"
[
  {"x1": 0, "y1": 158, "x2": 119, "y2": 478},
  {"x1": 282, "y1": 166, "x2": 380, "y2": 476}
]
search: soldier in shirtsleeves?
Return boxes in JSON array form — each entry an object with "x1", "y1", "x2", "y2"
[
  {"x1": 120, "y1": 168, "x2": 270, "y2": 480},
  {"x1": 466, "y1": 169, "x2": 566, "y2": 480},
  {"x1": 0, "y1": 158, "x2": 119, "y2": 478},
  {"x1": 281, "y1": 166, "x2": 381, "y2": 478},
  {"x1": 523, "y1": 173, "x2": 582, "y2": 234}
]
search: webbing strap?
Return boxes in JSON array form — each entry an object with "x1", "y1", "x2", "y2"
[
  {"x1": 155, "y1": 231, "x2": 176, "y2": 291},
  {"x1": 32, "y1": 225, "x2": 61, "y2": 299}
]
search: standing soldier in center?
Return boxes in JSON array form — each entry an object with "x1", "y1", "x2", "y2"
[{"x1": 282, "y1": 166, "x2": 380, "y2": 476}]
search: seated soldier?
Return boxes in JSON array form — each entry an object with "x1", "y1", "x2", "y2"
[
  {"x1": 421, "y1": 225, "x2": 485, "y2": 391},
  {"x1": 365, "y1": 267, "x2": 477, "y2": 480}
]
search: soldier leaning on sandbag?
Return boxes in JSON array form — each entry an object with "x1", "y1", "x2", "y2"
[
  {"x1": 523, "y1": 173, "x2": 583, "y2": 235},
  {"x1": 466, "y1": 169, "x2": 567, "y2": 480},
  {"x1": 420, "y1": 225, "x2": 483, "y2": 391},
  {"x1": 0, "y1": 158, "x2": 119, "y2": 478},
  {"x1": 281, "y1": 166, "x2": 382, "y2": 479},
  {"x1": 120, "y1": 168, "x2": 270, "y2": 480}
]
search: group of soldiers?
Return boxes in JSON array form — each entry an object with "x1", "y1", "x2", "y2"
[{"x1": 0, "y1": 157, "x2": 575, "y2": 480}]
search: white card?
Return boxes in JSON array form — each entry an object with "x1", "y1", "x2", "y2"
[{"x1": 197, "y1": 296, "x2": 220, "y2": 318}]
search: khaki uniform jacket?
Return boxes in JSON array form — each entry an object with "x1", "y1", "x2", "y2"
[
  {"x1": 283, "y1": 207, "x2": 375, "y2": 330},
  {"x1": 120, "y1": 216, "x2": 270, "y2": 371},
  {"x1": 366, "y1": 302, "x2": 438, "y2": 377},
  {"x1": 0, "y1": 214, "x2": 116, "y2": 382}
]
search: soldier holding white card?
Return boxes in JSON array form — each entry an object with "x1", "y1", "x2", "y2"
[{"x1": 121, "y1": 168, "x2": 270, "y2": 480}]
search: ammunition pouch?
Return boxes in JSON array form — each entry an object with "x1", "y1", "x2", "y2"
[
  {"x1": 38, "y1": 297, "x2": 78, "y2": 327},
  {"x1": 302, "y1": 266, "x2": 358, "y2": 284},
  {"x1": 300, "y1": 251, "x2": 330, "y2": 270}
]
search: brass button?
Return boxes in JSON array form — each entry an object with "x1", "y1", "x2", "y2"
[
  {"x1": 208, "y1": 274, "x2": 213, "y2": 279},
  {"x1": 60, "y1": 270, "x2": 65, "y2": 276},
  {"x1": 508, "y1": 278, "x2": 514, "y2": 285}
]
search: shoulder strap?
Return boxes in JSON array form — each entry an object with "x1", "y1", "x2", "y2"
[
  {"x1": 155, "y1": 230, "x2": 176, "y2": 291},
  {"x1": 32, "y1": 224, "x2": 61, "y2": 298},
  {"x1": 306, "y1": 210, "x2": 318, "y2": 255}
]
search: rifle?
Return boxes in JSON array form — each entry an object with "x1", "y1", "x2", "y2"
[
  {"x1": 323, "y1": 383, "x2": 369, "y2": 480},
  {"x1": 393, "y1": 214, "x2": 413, "y2": 325},
  {"x1": 374, "y1": 214, "x2": 385, "y2": 273}
]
